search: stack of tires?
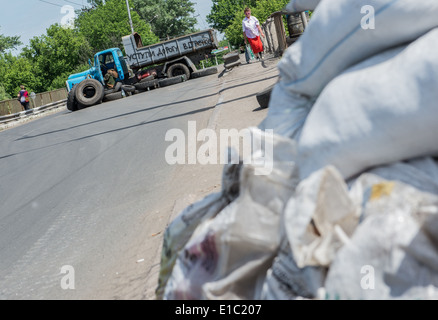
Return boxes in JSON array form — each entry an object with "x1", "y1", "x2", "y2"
[
  {"x1": 132, "y1": 65, "x2": 219, "y2": 93},
  {"x1": 67, "y1": 65, "x2": 220, "y2": 112},
  {"x1": 67, "y1": 78, "x2": 136, "y2": 111},
  {"x1": 102, "y1": 82, "x2": 136, "y2": 102}
]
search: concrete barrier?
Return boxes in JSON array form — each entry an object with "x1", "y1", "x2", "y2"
[{"x1": 223, "y1": 52, "x2": 241, "y2": 69}]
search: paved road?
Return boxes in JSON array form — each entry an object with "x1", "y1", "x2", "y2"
[{"x1": 0, "y1": 73, "x2": 222, "y2": 299}]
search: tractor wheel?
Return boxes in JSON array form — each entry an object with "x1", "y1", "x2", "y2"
[
  {"x1": 167, "y1": 63, "x2": 190, "y2": 79},
  {"x1": 66, "y1": 85, "x2": 83, "y2": 112},
  {"x1": 75, "y1": 79, "x2": 104, "y2": 107}
]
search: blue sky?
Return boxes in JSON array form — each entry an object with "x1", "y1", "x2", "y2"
[{"x1": 1, "y1": 0, "x2": 214, "y2": 55}]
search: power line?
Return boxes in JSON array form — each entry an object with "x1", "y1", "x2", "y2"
[
  {"x1": 196, "y1": 10, "x2": 208, "y2": 30},
  {"x1": 63, "y1": 0, "x2": 84, "y2": 6},
  {"x1": 36, "y1": 0, "x2": 87, "y2": 8},
  {"x1": 37, "y1": 0, "x2": 64, "y2": 8}
]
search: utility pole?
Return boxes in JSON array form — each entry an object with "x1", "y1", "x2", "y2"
[{"x1": 125, "y1": 0, "x2": 135, "y2": 34}]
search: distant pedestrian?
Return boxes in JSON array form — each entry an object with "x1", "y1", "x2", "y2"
[
  {"x1": 17, "y1": 85, "x2": 30, "y2": 111},
  {"x1": 242, "y1": 7, "x2": 265, "y2": 61}
]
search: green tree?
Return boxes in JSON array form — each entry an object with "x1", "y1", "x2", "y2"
[
  {"x1": 251, "y1": 0, "x2": 290, "y2": 23},
  {"x1": 223, "y1": 0, "x2": 289, "y2": 47},
  {"x1": 0, "y1": 84, "x2": 11, "y2": 101},
  {"x1": 0, "y1": 53, "x2": 38, "y2": 98},
  {"x1": 21, "y1": 24, "x2": 93, "y2": 92},
  {"x1": 133, "y1": 0, "x2": 197, "y2": 40},
  {"x1": 0, "y1": 27, "x2": 22, "y2": 53},
  {"x1": 76, "y1": 0, "x2": 158, "y2": 53},
  {"x1": 206, "y1": 0, "x2": 255, "y2": 33},
  {"x1": 85, "y1": 0, "x2": 106, "y2": 6}
]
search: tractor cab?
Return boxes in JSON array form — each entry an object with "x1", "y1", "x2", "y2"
[
  {"x1": 94, "y1": 48, "x2": 130, "y2": 85},
  {"x1": 66, "y1": 48, "x2": 130, "y2": 92}
]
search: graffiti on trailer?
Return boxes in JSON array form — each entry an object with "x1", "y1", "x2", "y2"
[
  {"x1": 126, "y1": 38, "x2": 213, "y2": 63},
  {"x1": 127, "y1": 51, "x2": 154, "y2": 62},
  {"x1": 126, "y1": 46, "x2": 177, "y2": 61},
  {"x1": 157, "y1": 45, "x2": 178, "y2": 57},
  {"x1": 183, "y1": 39, "x2": 213, "y2": 50}
]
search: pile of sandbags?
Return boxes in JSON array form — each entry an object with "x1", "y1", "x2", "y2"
[{"x1": 156, "y1": 0, "x2": 438, "y2": 300}]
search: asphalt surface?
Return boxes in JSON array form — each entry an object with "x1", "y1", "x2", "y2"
[
  {"x1": 0, "y1": 54, "x2": 280, "y2": 299},
  {"x1": 0, "y1": 71, "x2": 222, "y2": 299}
]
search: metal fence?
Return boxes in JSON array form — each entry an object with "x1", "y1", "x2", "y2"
[
  {"x1": 0, "y1": 88, "x2": 68, "y2": 116},
  {"x1": 261, "y1": 11, "x2": 309, "y2": 58}
]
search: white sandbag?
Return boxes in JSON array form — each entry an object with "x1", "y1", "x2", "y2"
[
  {"x1": 286, "y1": 0, "x2": 321, "y2": 13},
  {"x1": 163, "y1": 128, "x2": 299, "y2": 300},
  {"x1": 259, "y1": 84, "x2": 314, "y2": 139},
  {"x1": 277, "y1": 0, "x2": 438, "y2": 97},
  {"x1": 284, "y1": 166, "x2": 360, "y2": 268},
  {"x1": 324, "y1": 175, "x2": 438, "y2": 299},
  {"x1": 297, "y1": 28, "x2": 438, "y2": 181},
  {"x1": 265, "y1": 0, "x2": 438, "y2": 138},
  {"x1": 155, "y1": 163, "x2": 241, "y2": 299},
  {"x1": 260, "y1": 236, "x2": 327, "y2": 300}
]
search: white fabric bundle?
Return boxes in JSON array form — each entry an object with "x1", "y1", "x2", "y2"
[
  {"x1": 297, "y1": 28, "x2": 438, "y2": 180},
  {"x1": 264, "y1": 0, "x2": 438, "y2": 138}
]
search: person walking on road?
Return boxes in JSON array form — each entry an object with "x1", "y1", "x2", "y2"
[
  {"x1": 242, "y1": 7, "x2": 265, "y2": 61},
  {"x1": 17, "y1": 85, "x2": 30, "y2": 111}
]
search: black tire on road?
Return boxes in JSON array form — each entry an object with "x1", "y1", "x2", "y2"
[
  {"x1": 104, "y1": 88, "x2": 114, "y2": 95},
  {"x1": 113, "y1": 82, "x2": 122, "y2": 92},
  {"x1": 66, "y1": 85, "x2": 83, "y2": 112},
  {"x1": 121, "y1": 84, "x2": 136, "y2": 93},
  {"x1": 167, "y1": 63, "x2": 190, "y2": 79},
  {"x1": 75, "y1": 79, "x2": 104, "y2": 107},
  {"x1": 158, "y1": 75, "x2": 185, "y2": 88},
  {"x1": 103, "y1": 91, "x2": 123, "y2": 102},
  {"x1": 190, "y1": 67, "x2": 218, "y2": 79},
  {"x1": 134, "y1": 79, "x2": 159, "y2": 91},
  {"x1": 256, "y1": 84, "x2": 275, "y2": 108}
]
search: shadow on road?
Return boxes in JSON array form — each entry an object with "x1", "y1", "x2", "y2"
[
  {"x1": 1, "y1": 106, "x2": 215, "y2": 160},
  {"x1": 16, "y1": 74, "x2": 277, "y2": 142}
]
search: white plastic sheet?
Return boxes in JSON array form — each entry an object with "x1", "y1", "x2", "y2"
[
  {"x1": 324, "y1": 174, "x2": 438, "y2": 299},
  {"x1": 163, "y1": 128, "x2": 298, "y2": 299},
  {"x1": 155, "y1": 163, "x2": 241, "y2": 299},
  {"x1": 284, "y1": 166, "x2": 360, "y2": 268},
  {"x1": 260, "y1": 236, "x2": 327, "y2": 300}
]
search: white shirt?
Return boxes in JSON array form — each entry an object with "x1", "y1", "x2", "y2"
[{"x1": 242, "y1": 16, "x2": 260, "y2": 39}]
